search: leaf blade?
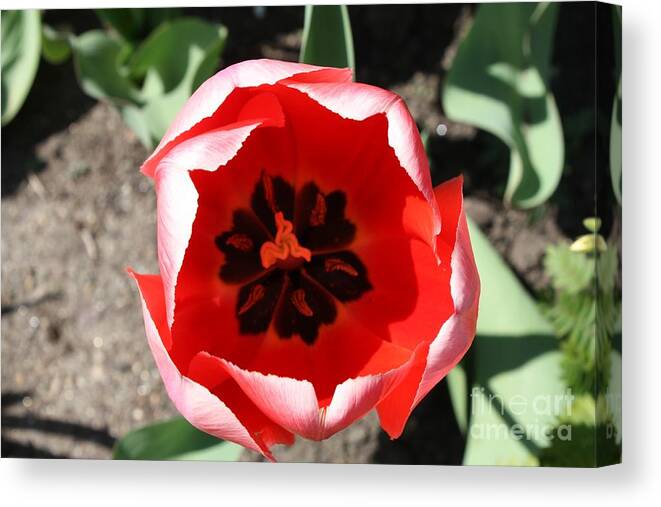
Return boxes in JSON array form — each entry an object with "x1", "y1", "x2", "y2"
[
  {"x1": 442, "y1": 3, "x2": 564, "y2": 208},
  {"x1": 112, "y1": 416, "x2": 243, "y2": 461},
  {"x1": 1, "y1": 10, "x2": 42, "y2": 126},
  {"x1": 457, "y1": 219, "x2": 566, "y2": 466},
  {"x1": 300, "y1": 5, "x2": 354, "y2": 72}
]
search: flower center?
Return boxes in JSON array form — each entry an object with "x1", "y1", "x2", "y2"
[
  {"x1": 260, "y1": 212, "x2": 312, "y2": 270},
  {"x1": 215, "y1": 171, "x2": 372, "y2": 344}
]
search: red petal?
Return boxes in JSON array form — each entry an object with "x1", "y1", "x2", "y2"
[
  {"x1": 129, "y1": 270, "x2": 293, "y2": 460},
  {"x1": 188, "y1": 352, "x2": 294, "y2": 452},
  {"x1": 237, "y1": 91, "x2": 285, "y2": 127},
  {"x1": 413, "y1": 204, "x2": 480, "y2": 407},
  {"x1": 142, "y1": 60, "x2": 351, "y2": 178},
  {"x1": 218, "y1": 349, "x2": 413, "y2": 441},
  {"x1": 281, "y1": 80, "x2": 440, "y2": 242},
  {"x1": 171, "y1": 119, "x2": 296, "y2": 322},
  {"x1": 376, "y1": 175, "x2": 480, "y2": 438},
  {"x1": 154, "y1": 121, "x2": 264, "y2": 327},
  {"x1": 348, "y1": 236, "x2": 453, "y2": 351}
]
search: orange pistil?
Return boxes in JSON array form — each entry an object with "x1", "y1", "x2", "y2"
[
  {"x1": 238, "y1": 284, "x2": 265, "y2": 315},
  {"x1": 260, "y1": 212, "x2": 312, "y2": 269},
  {"x1": 291, "y1": 289, "x2": 314, "y2": 317},
  {"x1": 325, "y1": 257, "x2": 358, "y2": 276}
]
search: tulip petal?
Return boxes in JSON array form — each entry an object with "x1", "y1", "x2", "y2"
[
  {"x1": 413, "y1": 209, "x2": 480, "y2": 406},
  {"x1": 282, "y1": 80, "x2": 440, "y2": 241},
  {"x1": 142, "y1": 59, "x2": 352, "y2": 178},
  {"x1": 129, "y1": 270, "x2": 293, "y2": 460},
  {"x1": 376, "y1": 176, "x2": 480, "y2": 438},
  {"x1": 154, "y1": 121, "x2": 264, "y2": 327},
  {"x1": 219, "y1": 354, "x2": 410, "y2": 441}
]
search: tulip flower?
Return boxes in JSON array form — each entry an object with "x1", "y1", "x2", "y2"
[{"x1": 129, "y1": 59, "x2": 480, "y2": 461}]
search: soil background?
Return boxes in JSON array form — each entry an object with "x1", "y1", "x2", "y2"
[{"x1": 1, "y1": 4, "x2": 615, "y2": 462}]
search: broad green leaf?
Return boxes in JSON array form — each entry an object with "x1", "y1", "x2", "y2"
[
  {"x1": 41, "y1": 24, "x2": 71, "y2": 65},
  {"x1": 113, "y1": 416, "x2": 243, "y2": 461},
  {"x1": 96, "y1": 8, "x2": 182, "y2": 42},
  {"x1": 70, "y1": 30, "x2": 141, "y2": 104},
  {"x1": 460, "y1": 219, "x2": 566, "y2": 466},
  {"x1": 128, "y1": 18, "x2": 227, "y2": 146},
  {"x1": 70, "y1": 18, "x2": 226, "y2": 148},
  {"x1": 127, "y1": 18, "x2": 226, "y2": 92},
  {"x1": 96, "y1": 8, "x2": 146, "y2": 41},
  {"x1": 443, "y1": 3, "x2": 564, "y2": 208},
  {"x1": 610, "y1": 6, "x2": 621, "y2": 203},
  {"x1": 300, "y1": 5, "x2": 355, "y2": 72},
  {"x1": 120, "y1": 104, "x2": 152, "y2": 148},
  {"x1": 539, "y1": 351, "x2": 622, "y2": 467},
  {"x1": 1, "y1": 10, "x2": 41, "y2": 126},
  {"x1": 446, "y1": 364, "x2": 469, "y2": 434},
  {"x1": 605, "y1": 351, "x2": 622, "y2": 443},
  {"x1": 144, "y1": 8, "x2": 183, "y2": 30},
  {"x1": 538, "y1": 420, "x2": 620, "y2": 467},
  {"x1": 610, "y1": 78, "x2": 622, "y2": 204}
]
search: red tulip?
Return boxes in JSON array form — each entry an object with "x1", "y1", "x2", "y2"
[{"x1": 129, "y1": 59, "x2": 480, "y2": 461}]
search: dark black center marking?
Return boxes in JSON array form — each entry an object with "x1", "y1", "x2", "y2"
[{"x1": 215, "y1": 171, "x2": 371, "y2": 344}]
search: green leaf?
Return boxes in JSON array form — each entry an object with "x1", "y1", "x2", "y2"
[
  {"x1": 458, "y1": 219, "x2": 566, "y2": 466},
  {"x1": 538, "y1": 421, "x2": 620, "y2": 467},
  {"x1": 70, "y1": 30, "x2": 141, "y2": 104},
  {"x1": 127, "y1": 18, "x2": 227, "y2": 146},
  {"x1": 605, "y1": 351, "x2": 622, "y2": 442},
  {"x1": 144, "y1": 8, "x2": 183, "y2": 30},
  {"x1": 127, "y1": 18, "x2": 226, "y2": 91},
  {"x1": 1, "y1": 9, "x2": 41, "y2": 126},
  {"x1": 70, "y1": 18, "x2": 227, "y2": 149},
  {"x1": 113, "y1": 416, "x2": 243, "y2": 461},
  {"x1": 597, "y1": 244, "x2": 618, "y2": 294},
  {"x1": 41, "y1": 24, "x2": 71, "y2": 65},
  {"x1": 300, "y1": 5, "x2": 355, "y2": 72},
  {"x1": 96, "y1": 8, "x2": 146, "y2": 41},
  {"x1": 543, "y1": 243, "x2": 594, "y2": 294},
  {"x1": 96, "y1": 8, "x2": 183, "y2": 42},
  {"x1": 610, "y1": 78, "x2": 622, "y2": 204},
  {"x1": 442, "y1": 3, "x2": 564, "y2": 208},
  {"x1": 446, "y1": 364, "x2": 469, "y2": 434},
  {"x1": 120, "y1": 104, "x2": 152, "y2": 147},
  {"x1": 610, "y1": 6, "x2": 621, "y2": 203}
]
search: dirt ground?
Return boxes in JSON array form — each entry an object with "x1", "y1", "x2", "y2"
[{"x1": 2, "y1": 4, "x2": 606, "y2": 462}]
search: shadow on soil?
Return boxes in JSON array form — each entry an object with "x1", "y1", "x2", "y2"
[{"x1": 1, "y1": 391, "x2": 116, "y2": 458}]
